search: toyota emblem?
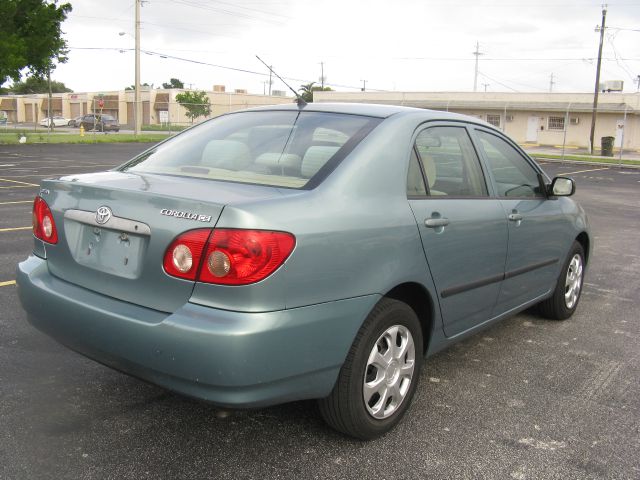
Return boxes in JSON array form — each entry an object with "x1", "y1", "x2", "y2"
[{"x1": 95, "y1": 206, "x2": 112, "y2": 225}]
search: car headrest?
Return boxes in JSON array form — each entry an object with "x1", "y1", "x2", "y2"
[
  {"x1": 255, "y1": 153, "x2": 302, "y2": 172},
  {"x1": 301, "y1": 146, "x2": 340, "y2": 178},
  {"x1": 421, "y1": 154, "x2": 437, "y2": 189},
  {"x1": 201, "y1": 140, "x2": 251, "y2": 170}
]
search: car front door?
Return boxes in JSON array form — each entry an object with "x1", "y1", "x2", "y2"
[
  {"x1": 407, "y1": 124, "x2": 508, "y2": 337},
  {"x1": 473, "y1": 128, "x2": 568, "y2": 314}
]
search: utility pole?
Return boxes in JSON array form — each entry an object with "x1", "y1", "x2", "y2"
[
  {"x1": 134, "y1": 0, "x2": 141, "y2": 136},
  {"x1": 361, "y1": 79, "x2": 367, "y2": 92},
  {"x1": 549, "y1": 73, "x2": 555, "y2": 92},
  {"x1": 589, "y1": 5, "x2": 607, "y2": 154},
  {"x1": 482, "y1": 83, "x2": 489, "y2": 92},
  {"x1": 473, "y1": 41, "x2": 483, "y2": 92},
  {"x1": 320, "y1": 61, "x2": 325, "y2": 88},
  {"x1": 47, "y1": 66, "x2": 52, "y2": 134},
  {"x1": 636, "y1": 74, "x2": 640, "y2": 92},
  {"x1": 268, "y1": 66, "x2": 272, "y2": 95}
]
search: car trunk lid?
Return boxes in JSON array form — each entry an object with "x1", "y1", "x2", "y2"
[{"x1": 40, "y1": 171, "x2": 286, "y2": 312}]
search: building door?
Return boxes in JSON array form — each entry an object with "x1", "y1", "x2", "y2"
[
  {"x1": 70, "y1": 103, "x2": 80, "y2": 117},
  {"x1": 615, "y1": 119, "x2": 625, "y2": 148},
  {"x1": 25, "y1": 104, "x2": 33, "y2": 123},
  {"x1": 526, "y1": 116, "x2": 538, "y2": 142}
]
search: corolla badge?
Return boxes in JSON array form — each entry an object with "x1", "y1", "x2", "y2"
[{"x1": 95, "y1": 206, "x2": 112, "y2": 225}]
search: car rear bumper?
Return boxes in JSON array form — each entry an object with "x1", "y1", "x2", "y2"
[{"x1": 17, "y1": 255, "x2": 378, "y2": 407}]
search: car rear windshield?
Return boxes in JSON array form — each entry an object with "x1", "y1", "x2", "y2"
[{"x1": 120, "y1": 110, "x2": 381, "y2": 189}]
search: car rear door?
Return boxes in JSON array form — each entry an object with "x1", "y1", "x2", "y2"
[
  {"x1": 407, "y1": 124, "x2": 508, "y2": 337},
  {"x1": 472, "y1": 128, "x2": 569, "y2": 314}
]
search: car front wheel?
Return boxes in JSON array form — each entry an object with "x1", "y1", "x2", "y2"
[
  {"x1": 318, "y1": 298, "x2": 423, "y2": 440},
  {"x1": 538, "y1": 241, "x2": 585, "y2": 320}
]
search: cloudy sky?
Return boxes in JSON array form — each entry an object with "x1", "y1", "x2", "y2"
[{"x1": 53, "y1": 0, "x2": 640, "y2": 95}]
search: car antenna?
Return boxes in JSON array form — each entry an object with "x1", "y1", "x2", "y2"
[{"x1": 256, "y1": 55, "x2": 307, "y2": 107}]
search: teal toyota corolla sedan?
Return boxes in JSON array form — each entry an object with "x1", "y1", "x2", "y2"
[{"x1": 17, "y1": 103, "x2": 590, "y2": 439}]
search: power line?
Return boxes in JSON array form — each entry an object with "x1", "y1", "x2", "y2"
[{"x1": 68, "y1": 47, "x2": 390, "y2": 92}]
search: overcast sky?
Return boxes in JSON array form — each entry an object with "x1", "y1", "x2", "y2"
[{"x1": 52, "y1": 0, "x2": 640, "y2": 95}]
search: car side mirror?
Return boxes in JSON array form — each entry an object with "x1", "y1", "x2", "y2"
[{"x1": 550, "y1": 176, "x2": 575, "y2": 196}]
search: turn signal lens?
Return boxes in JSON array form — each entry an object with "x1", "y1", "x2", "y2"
[
  {"x1": 172, "y1": 244, "x2": 193, "y2": 273},
  {"x1": 199, "y1": 229, "x2": 296, "y2": 285},
  {"x1": 163, "y1": 229, "x2": 211, "y2": 280},
  {"x1": 32, "y1": 196, "x2": 58, "y2": 244}
]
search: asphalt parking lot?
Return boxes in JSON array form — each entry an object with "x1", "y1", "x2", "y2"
[{"x1": 1, "y1": 144, "x2": 638, "y2": 479}]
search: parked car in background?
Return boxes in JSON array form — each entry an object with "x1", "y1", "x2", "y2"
[
  {"x1": 68, "y1": 115, "x2": 84, "y2": 127},
  {"x1": 18, "y1": 103, "x2": 590, "y2": 440},
  {"x1": 79, "y1": 113, "x2": 120, "y2": 132},
  {"x1": 39, "y1": 116, "x2": 70, "y2": 128}
]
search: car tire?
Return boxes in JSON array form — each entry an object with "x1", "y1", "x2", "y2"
[
  {"x1": 538, "y1": 241, "x2": 585, "y2": 320},
  {"x1": 318, "y1": 298, "x2": 423, "y2": 440}
]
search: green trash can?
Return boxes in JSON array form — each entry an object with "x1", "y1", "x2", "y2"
[{"x1": 601, "y1": 136, "x2": 615, "y2": 157}]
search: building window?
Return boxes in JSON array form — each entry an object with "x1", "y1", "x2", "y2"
[
  {"x1": 548, "y1": 116, "x2": 565, "y2": 130},
  {"x1": 486, "y1": 114, "x2": 501, "y2": 128}
]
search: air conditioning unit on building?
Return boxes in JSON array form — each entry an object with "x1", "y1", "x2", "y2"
[
  {"x1": 506, "y1": 115, "x2": 514, "y2": 122},
  {"x1": 600, "y1": 80, "x2": 624, "y2": 92},
  {"x1": 570, "y1": 117, "x2": 580, "y2": 125}
]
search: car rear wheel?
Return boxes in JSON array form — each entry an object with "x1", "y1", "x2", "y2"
[
  {"x1": 538, "y1": 241, "x2": 585, "y2": 320},
  {"x1": 318, "y1": 298, "x2": 423, "y2": 440}
]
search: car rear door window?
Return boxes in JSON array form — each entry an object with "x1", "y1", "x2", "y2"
[
  {"x1": 406, "y1": 149, "x2": 428, "y2": 197},
  {"x1": 476, "y1": 130, "x2": 544, "y2": 198},
  {"x1": 414, "y1": 126, "x2": 488, "y2": 197}
]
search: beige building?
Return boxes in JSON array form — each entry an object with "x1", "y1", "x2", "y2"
[
  {"x1": 0, "y1": 87, "x2": 292, "y2": 127},
  {"x1": 314, "y1": 91, "x2": 640, "y2": 151}
]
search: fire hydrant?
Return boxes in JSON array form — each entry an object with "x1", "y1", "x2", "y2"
[{"x1": 79, "y1": 124, "x2": 85, "y2": 137}]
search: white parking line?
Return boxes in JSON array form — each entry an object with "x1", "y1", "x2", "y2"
[
  {"x1": 0, "y1": 226, "x2": 31, "y2": 232},
  {"x1": 0, "y1": 177, "x2": 39, "y2": 186},
  {"x1": 560, "y1": 167, "x2": 610, "y2": 175},
  {"x1": 0, "y1": 200, "x2": 33, "y2": 205}
]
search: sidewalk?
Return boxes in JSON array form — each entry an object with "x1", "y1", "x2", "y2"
[{"x1": 521, "y1": 144, "x2": 640, "y2": 166}]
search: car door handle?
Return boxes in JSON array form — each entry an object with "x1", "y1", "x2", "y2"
[
  {"x1": 508, "y1": 213, "x2": 523, "y2": 222},
  {"x1": 425, "y1": 218, "x2": 450, "y2": 228}
]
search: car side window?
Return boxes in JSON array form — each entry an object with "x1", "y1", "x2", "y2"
[
  {"x1": 414, "y1": 126, "x2": 488, "y2": 197},
  {"x1": 406, "y1": 148, "x2": 427, "y2": 196},
  {"x1": 476, "y1": 130, "x2": 543, "y2": 198}
]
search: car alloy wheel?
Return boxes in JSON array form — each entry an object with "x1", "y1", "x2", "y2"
[
  {"x1": 538, "y1": 241, "x2": 585, "y2": 320},
  {"x1": 318, "y1": 298, "x2": 423, "y2": 439},
  {"x1": 363, "y1": 325, "x2": 415, "y2": 419},
  {"x1": 564, "y1": 254, "x2": 583, "y2": 309}
]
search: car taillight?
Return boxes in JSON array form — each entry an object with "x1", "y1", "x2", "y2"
[
  {"x1": 32, "y1": 196, "x2": 58, "y2": 244},
  {"x1": 200, "y1": 229, "x2": 296, "y2": 285},
  {"x1": 163, "y1": 229, "x2": 295, "y2": 285},
  {"x1": 163, "y1": 229, "x2": 212, "y2": 280}
]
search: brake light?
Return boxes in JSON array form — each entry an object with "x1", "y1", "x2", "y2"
[
  {"x1": 32, "y1": 197, "x2": 58, "y2": 244},
  {"x1": 200, "y1": 229, "x2": 296, "y2": 285},
  {"x1": 162, "y1": 229, "x2": 211, "y2": 280},
  {"x1": 163, "y1": 229, "x2": 295, "y2": 285}
]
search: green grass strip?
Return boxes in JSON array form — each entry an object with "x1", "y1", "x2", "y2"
[{"x1": 0, "y1": 133, "x2": 170, "y2": 144}]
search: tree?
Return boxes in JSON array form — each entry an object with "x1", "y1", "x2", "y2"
[
  {"x1": 162, "y1": 78, "x2": 184, "y2": 89},
  {"x1": 9, "y1": 75, "x2": 72, "y2": 94},
  {"x1": 298, "y1": 82, "x2": 333, "y2": 103},
  {"x1": 125, "y1": 83, "x2": 150, "y2": 90},
  {"x1": 175, "y1": 91, "x2": 211, "y2": 123},
  {"x1": 0, "y1": 0, "x2": 72, "y2": 87}
]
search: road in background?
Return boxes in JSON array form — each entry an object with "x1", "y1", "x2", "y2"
[{"x1": 1, "y1": 145, "x2": 639, "y2": 479}]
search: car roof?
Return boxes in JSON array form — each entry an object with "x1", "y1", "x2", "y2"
[{"x1": 241, "y1": 102, "x2": 482, "y2": 123}]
